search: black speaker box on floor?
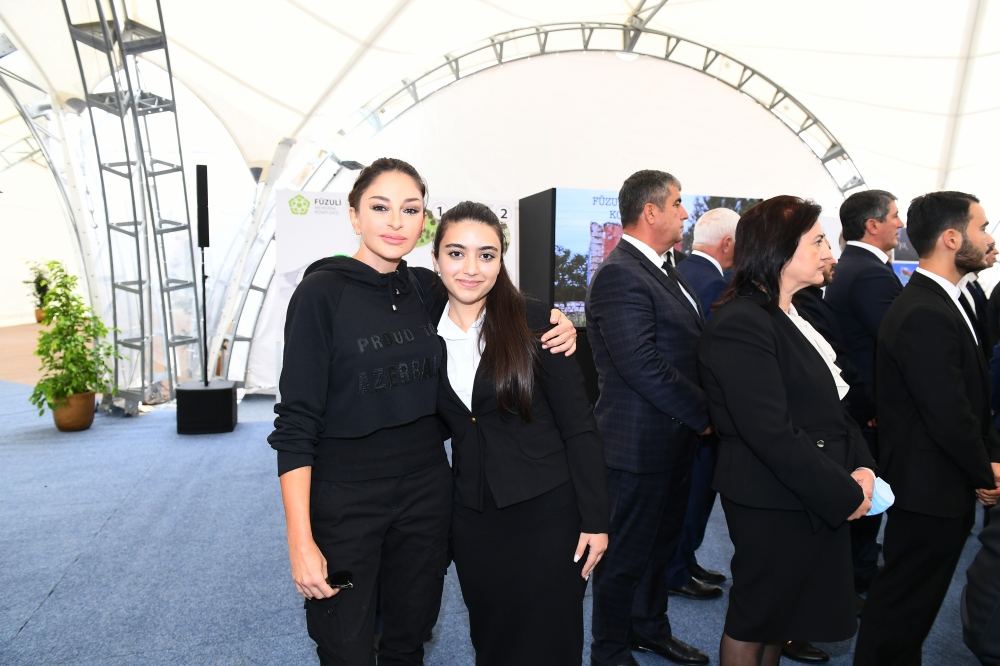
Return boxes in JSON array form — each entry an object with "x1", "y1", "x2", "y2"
[{"x1": 176, "y1": 379, "x2": 238, "y2": 434}]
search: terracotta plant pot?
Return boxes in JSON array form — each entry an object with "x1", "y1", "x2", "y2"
[
  {"x1": 34, "y1": 307, "x2": 44, "y2": 323},
  {"x1": 52, "y1": 391, "x2": 96, "y2": 432}
]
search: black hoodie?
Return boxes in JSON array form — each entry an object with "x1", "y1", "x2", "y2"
[{"x1": 268, "y1": 256, "x2": 445, "y2": 480}]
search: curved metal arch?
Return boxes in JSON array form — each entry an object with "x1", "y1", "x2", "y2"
[
  {"x1": 336, "y1": 22, "x2": 866, "y2": 195},
  {"x1": 231, "y1": 22, "x2": 870, "y2": 389}
]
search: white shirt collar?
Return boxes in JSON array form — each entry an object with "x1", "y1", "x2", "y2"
[
  {"x1": 846, "y1": 240, "x2": 890, "y2": 264},
  {"x1": 437, "y1": 301, "x2": 485, "y2": 341},
  {"x1": 915, "y1": 267, "x2": 961, "y2": 298},
  {"x1": 621, "y1": 234, "x2": 669, "y2": 270},
  {"x1": 958, "y1": 272, "x2": 979, "y2": 289},
  {"x1": 915, "y1": 267, "x2": 978, "y2": 342},
  {"x1": 690, "y1": 249, "x2": 724, "y2": 276}
]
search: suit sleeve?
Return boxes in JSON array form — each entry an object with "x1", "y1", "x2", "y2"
[
  {"x1": 529, "y1": 303, "x2": 609, "y2": 533},
  {"x1": 890, "y1": 306, "x2": 995, "y2": 487},
  {"x1": 588, "y1": 262, "x2": 709, "y2": 432},
  {"x1": 267, "y1": 275, "x2": 341, "y2": 475},
  {"x1": 700, "y1": 307, "x2": 864, "y2": 527}
]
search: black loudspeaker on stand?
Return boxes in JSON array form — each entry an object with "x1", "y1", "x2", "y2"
[{"x1": 176, "y1": 164, "x2": 238, "y2": 435}]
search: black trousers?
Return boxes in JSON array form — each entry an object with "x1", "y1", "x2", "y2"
[
  {"x1": 591, "y1": 450, "x2": 695, "y2": 666},
  {"x1": 854, "y1": 506, "x2": 974, "y2": 666},
  {"x1": 452, "y1": 482, "x2": 587, "y2": 666},
  {"x1": 665, "y1": 436, "x2": 718, "y2": 588},
  {"x1": 305, "y1": 461, "x2": 452, "y2": 666}
]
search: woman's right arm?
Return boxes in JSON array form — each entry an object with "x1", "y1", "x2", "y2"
[
  {"x1": 280, "y1": 467, "x2": 336, "y2": 599},
  {"x1": 268, "y1": 274, "x2": 342, "y2": 598}
]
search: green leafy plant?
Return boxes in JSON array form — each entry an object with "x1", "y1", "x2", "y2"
[
  {"x1": 28, "y1": 261, "x2": 116, "y2": 416},
  {"x1": 24, "y1": 262, "x2": 50, "y2": 308}
]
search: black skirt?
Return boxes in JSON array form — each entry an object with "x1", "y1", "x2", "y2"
[
  {"x1": 721, "y1": 497, "x2": 858, "y2": 643},
  {"x1": 451, "y1": 482, "x2": 588, "y2": 666}
]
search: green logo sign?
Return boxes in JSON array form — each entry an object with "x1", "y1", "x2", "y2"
[{"x1": 288, "y1": 194, "x2": 310, "y2": 216}]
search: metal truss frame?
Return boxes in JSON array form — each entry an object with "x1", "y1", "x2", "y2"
[{"x1": 226, "y1": 20, "x2": 868, "y2": 387}]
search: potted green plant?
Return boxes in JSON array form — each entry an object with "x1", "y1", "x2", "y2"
[
  {"x1": 24, "y1": 262, "x2": 50, "y2": 323},
  {"x1": 29, "y1": 260, "x2": 116, "y2": 431}
]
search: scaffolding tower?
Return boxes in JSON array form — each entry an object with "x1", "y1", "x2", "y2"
[{"x1": 62, "y1": 0, "x2": 202, "y2": 409}]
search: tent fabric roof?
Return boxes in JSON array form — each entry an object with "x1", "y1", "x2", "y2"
[{"x1": 1, "y1": 0, "x2": 997, "y2": 200}]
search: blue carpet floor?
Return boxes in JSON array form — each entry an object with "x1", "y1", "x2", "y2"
[{"x1": 0, "y1": 380, "x2": 982, "y2": 664}]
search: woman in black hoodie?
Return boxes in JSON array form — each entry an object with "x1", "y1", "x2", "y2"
[{"x1": 268, "y1": 158, "x2": 576, "y2": 665}]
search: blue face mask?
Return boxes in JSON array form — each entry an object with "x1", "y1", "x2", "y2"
[{"x1": 866, "y1": 477, "x2": 895, "y2": 516}]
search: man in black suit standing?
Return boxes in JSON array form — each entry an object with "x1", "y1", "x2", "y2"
[
  {"x1": 824, "y1": 189, "x2": 903, "y2": 593},
  {"x1": 854, "y1": 191, "x2": 1000, "y2": 665},
  {"x1": 587, "y1": 170, "x2": 710, "y2": 666},
  {"x1": 665, "y1": 208, "x2": 738, "y2": 602}
]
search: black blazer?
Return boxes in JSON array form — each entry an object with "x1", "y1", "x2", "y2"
[
  {"x1": 824, "y1": 244, "x2": 902, "y2": 422},
  {"x1": 876, "y1": 271, "x2": 1000, "y2": 517},
  {"x1": 675, "y1": 252, "x2": 728, "y2": 318},
  {"x1": 585, "y1": 239, "x2": 708, "y2": 473},
  {"x1": 436, "y1": 300, "x2": 609, "y2": 533},
  {"x1": 698, "y1": 292, "x2": 873, "y2": 529}
]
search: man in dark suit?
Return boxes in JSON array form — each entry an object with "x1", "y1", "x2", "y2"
[
  {"x1": 854, "y1": 191, "x2": 1000, "y2": 665},
  {"x1": 587, "y1": 170, "x2": 710, "y2": 666},
  {"x1": 665, "y1": 208, "x2": 738, "y2": 603},
  {"x1": 824, "y1": 189, "x2": 903, "y2": 593}
]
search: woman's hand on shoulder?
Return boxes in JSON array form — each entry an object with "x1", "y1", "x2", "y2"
[
  {"x1": 575, "y1": 532, "x2": 609, "y2": 579},
  {"x1": 541, "y1": 308, "x2": 577, "y2": 356},
  {"x1": 289, "y1": 536, "x2": 338, "y2": 600}
]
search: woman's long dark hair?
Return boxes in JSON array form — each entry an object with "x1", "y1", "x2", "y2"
[
  {"x1": 717, "y1": 195, "x2": 822, "y2": 307},
  {"x1": 433, "y1": 201, "x2": 536, "y2": 419}
]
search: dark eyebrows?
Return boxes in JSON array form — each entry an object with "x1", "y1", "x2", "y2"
[
  {"x1": 444, "y1": 242, "x2": 499, "y2": 252},
  {"x1": 366, "y1": 195, "x2": 423, "y2": 204}
]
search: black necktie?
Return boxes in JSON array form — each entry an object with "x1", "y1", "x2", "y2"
[
  {"x1": 958, "y1": 292, "x2": 985, "y2": 355},
  {"x1": 664, "y1": 251, "x2": 675, "y2": 269},
  {"x1": 662, "y1": 261, "x2": 702, "y2": 319},
  {"x1": 959, "y1": 292, "x2": 977, "y2": 322}
]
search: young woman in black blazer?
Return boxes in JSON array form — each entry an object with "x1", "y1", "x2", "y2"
[
  {"x1": 431, "y1": 201, "x2": 609, "y2": 666},
  {"x1": 698, "y1": 196, "x2": 876, "y2": 666}
]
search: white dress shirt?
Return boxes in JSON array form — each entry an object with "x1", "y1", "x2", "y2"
[
  {"x1": 437, "y1": 302, "x2": 485, "y2": 411},
  {"x1": 785, "y1": 305, "x2": 851, "y2": 400},
  {"x1": 915, "y1": 267, "x2": 978, "y2": 343},
  {"x1": 619, "y1": 234, "x2": 699, "y2": 313}
]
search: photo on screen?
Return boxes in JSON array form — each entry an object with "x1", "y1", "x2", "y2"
[{"x1": 553, "y1": 188, "x2": 760, "y2": 326}]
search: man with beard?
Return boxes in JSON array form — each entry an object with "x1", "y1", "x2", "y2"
[{"x1": 854, "y1": 191, "x2": 1000, "y2": 665}]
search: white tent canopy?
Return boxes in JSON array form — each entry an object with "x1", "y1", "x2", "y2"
[
  {"x1": 3, "y1": 0, "x2": 996, "y2": 194},
  {"x1": 1, "y1": 0, "x2": 998, "y2": 389}
]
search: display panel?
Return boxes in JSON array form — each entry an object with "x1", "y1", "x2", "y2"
[{"x1": 553, "y1": 188, "x2": 760, "y2": 325}]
